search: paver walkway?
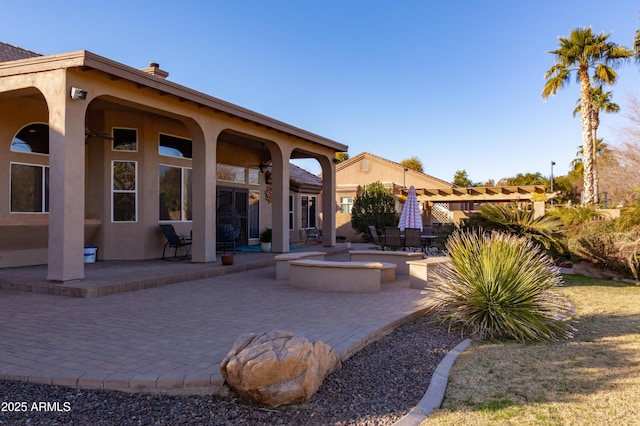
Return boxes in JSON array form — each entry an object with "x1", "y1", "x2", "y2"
[{"x1": 0, "y1": 250, "x2": 432, "y2": 395}]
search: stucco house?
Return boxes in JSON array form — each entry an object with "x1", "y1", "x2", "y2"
[
  {"x1": 0, "y1": 42, "x2": 347, "y2": 281},
  {"x1": 335, "y1": 152, "x2": 457, "y2": 241},
  {"x1": 335, "y1": 152, "x2": 550, "y2": 241}
]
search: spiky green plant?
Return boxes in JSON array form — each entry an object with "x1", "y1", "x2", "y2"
[
  {"x1": 474, "y1": 204, "x2": 564, "y2": 253},
  {"x1": 426, "y1": 228, "x2": 574, "y2": 342}
]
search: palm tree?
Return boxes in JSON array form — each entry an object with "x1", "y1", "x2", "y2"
[
  {"x1": 573, "y1": 86, "x2": 619, "y2": 198},
  {"x1": 542, "y1": 27, "x2": 632, "y2": 205}
]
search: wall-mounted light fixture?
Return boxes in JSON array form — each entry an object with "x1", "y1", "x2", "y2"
[{"x1": 70, "y1": 87, "x2": 88, "y2": 101}]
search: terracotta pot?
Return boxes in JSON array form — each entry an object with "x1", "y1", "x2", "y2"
[{"x1": 221, "y1": 254, "x2": 235, "y2": 266}]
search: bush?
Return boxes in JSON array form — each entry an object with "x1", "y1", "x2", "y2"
[
  {"x1": 426, "y1": 228, "x2": 574, "y2": 342},
  {"x1": 569, "y1": 231, "x2": 618, "y2": 267},
  {"x1": 569, "y1": 222, "x2": 640, "y2": 279},
  {"x1": 548, "y1": 205, "x2": 608, "y2": 238},
  {"x1": 350, "y1": 181, "x2": 397, "y2": 240}
]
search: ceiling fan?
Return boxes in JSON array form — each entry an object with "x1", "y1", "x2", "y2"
[{"x1": 249, "y1": 143, "x2": 271, "y2": 173}]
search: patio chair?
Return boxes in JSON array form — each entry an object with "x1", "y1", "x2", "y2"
[
  {"x1": 368, "y1": 225, "x2": 385, "y2": 250},
  {"x1": 404, "y1": 227, "x2": 425, "y2": 254},
  {"x1": 305, "y1": 228, "x2": 320, "y2": 245},
  {"x1": 383, "y1": 227, "x2": 403, "y2": 251},
  {"x1": 160, "y1": 224, "x2": 192, "y2": 260}
]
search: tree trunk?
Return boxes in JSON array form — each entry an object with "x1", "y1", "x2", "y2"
[
  {"x1": 592, "y1": 127, "x2": 599, "y2": 203},
  {"x1": 579, "y1": 68, "x2": 596, "y2": 205}
]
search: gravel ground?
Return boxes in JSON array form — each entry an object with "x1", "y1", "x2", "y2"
[{"x1": 0, "y1": 314, "x2": 465, "y2": 426}]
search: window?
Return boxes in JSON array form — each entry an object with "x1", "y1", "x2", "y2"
[
  {"x1": 217, "y1": 164, "x2": 246, "y2": 183},
  {"x1": 289, "y1": 195, "x2": 294, "y2": 230},
  {"x1": 340, "y1": 197, "x2": 353, "y2": 214},
  {"x1": 159, "y1": 133, "x2": 192, "y2": 158},
  {"x1": 248, "y1": 169, "x2": 260, "y2": 185},
  {"x1": 10, "y1": 163, "x2": 49, "y2": 213},
  {"x1": 301, "y1": 195, "x2": 317, "y2": 229},
  {"x1": 11, "y1": 123, "x2": 49, "y2": 154},
  {"x1": 112, "y1": 161, "x2": 137, "y2": 222},
  {"x1": 159, "y1": 165, "x2": 192, "y2": 221},
  {"x1": 113, "y1": 128, "x2": 137, "y2": 151}
]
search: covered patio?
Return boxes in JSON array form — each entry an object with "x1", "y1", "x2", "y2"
[{"x1": 0, "y1": 47, "x2": 347, "y2": 282}]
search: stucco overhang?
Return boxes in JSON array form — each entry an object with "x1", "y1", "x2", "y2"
[{"x1": 0, "y1": 49, "x2": 348, "y2": 153}]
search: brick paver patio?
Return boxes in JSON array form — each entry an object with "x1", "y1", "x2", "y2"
[{"x1": 0, "y1": 247, "x2": 432, "y2": 394}]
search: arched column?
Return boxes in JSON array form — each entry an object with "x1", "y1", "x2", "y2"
[
  {"x1": 318, "y1": 155, "x2": 336, "y2": 247},
  {"x1": 186, "y1": 119, "x2": 222, "y2": 262},
  {"x1": 42, "y1": 71, "x2": 89, "y2": 281},
  {"x1": 269, "y1": 143, "x2": 292, "y2": 253}
]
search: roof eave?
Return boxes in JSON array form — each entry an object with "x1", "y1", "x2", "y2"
[{"x1": 0, "y1": 50, "x2": 348, "y2": 153}]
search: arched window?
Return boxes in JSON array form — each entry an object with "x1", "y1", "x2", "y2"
[
  {"x1": 10, "y1": 123, "x2": 49, "y2": 213},
  {"x1": 11, "y1": 123, "x2": 49, "y2": 154}
]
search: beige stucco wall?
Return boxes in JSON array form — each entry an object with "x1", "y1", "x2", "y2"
[
  {"x1": 1, "y1": 60, "x2": 342, "y2": 273},
  {"x1": 335, "y1": 153, "x2": 454, "y2": 241}
]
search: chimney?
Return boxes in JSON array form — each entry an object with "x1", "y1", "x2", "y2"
[{"x1": 141, "y1": 62, "x2": 169, "y2": 79}]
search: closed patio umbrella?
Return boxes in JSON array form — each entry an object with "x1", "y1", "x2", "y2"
[{"x1": 398, "y1": 185, "x2": 423, "y2": 231}]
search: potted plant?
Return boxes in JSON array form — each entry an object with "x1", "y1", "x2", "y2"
[
  {"x1": 220, "y1": 242, "x2": 235, "y2": 265},
  {"x1": 260, "y1": 228, "x2": 272, "y2": 252},
  {"x1": 221, "y1": 252, "x2": 234, "y2": 265}
]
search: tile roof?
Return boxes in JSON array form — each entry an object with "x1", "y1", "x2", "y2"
[
  {"x1": 0, "y1": 42, "x2": 42, "y2": 62},
  {"x1": 289, "y1": 163, "x2": 322, "y2": 188}
]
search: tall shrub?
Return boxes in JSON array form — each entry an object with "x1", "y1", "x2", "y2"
[
  {"x1": 350, "y1": 181, "x2": 397, "y2": 239},
  {"x1": 426, "y1": 228, "x2": 574, "y2": 342}
]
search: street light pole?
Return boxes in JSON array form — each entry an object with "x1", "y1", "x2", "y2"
[
  {"x1": 550, "y1": 161, "x2": 556, "y2": 206},
  {"x1": 403, "y1": 167, "x2": 408, "y2": 189}
]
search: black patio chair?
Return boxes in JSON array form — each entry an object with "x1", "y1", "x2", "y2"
[
  {"x1": 383, "y1": 227, "x2": 403, "y2": 251},
  {"x1": 160, "y1": 224, "x2": 192, "y2": 260},
  {"x1": 404, "y1": 227, "x2": 425, "y2": 254}
]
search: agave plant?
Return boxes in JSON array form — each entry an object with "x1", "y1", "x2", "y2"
[{"x1": 426, "y1": 228, "x2": 574, "y2": 342}]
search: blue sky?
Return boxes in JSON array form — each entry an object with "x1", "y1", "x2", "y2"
[{"x1": 3, "y1": 1, "x2": 640, "y2": 183}]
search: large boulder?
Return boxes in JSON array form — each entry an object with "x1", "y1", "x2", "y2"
[{"x1": 220, "y1": 330, "x2": 340, "y2": 407}]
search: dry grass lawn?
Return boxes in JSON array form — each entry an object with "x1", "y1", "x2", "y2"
[{"x1": 423, "y1": 274, "x2": 640, "y2": 425}]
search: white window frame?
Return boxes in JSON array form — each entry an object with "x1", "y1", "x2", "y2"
[
  {"x1": 9, "y1": 161, "x2": 49, "y2": 214},
  {"x1": 158, "y1": 164, "x2": 192, "y2": 222},
  {"x1": 300, "y1": 194, "x2": 317, "y2": 229},
  {"x1": 248, "y1": 168, "x2": 260, "y2": 185},
  {"x1": 340, "y1": 196, "x2": 353, "y2": 214},
  {"x1": 217, "y1": 163, "x2": 247, "y2": 184},
  {"x1": 289, "y1": 194, "x2": 294, "y2": 230},
  {"x1": 111, "y1": 160, "x2": 138, "y2": 223}
]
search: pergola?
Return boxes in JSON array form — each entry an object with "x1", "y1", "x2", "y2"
[
  {"x1": 405, "y1": 185, "x2": 550, "y2": 203},
  {"x1": 400, "y1": 185, "x2": 555, "y2": 224}
]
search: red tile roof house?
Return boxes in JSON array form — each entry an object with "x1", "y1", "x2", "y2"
[{"x1": 0, "y1": 42, "x2": 347, "y2": 281}]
